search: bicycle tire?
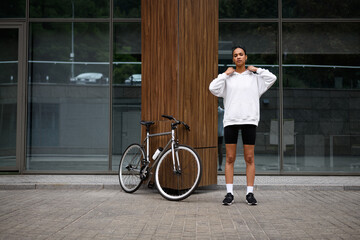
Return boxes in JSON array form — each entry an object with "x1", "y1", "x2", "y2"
[
  {"x1": 155, "y1": 144, "x2": 202, "y2": 201},
  {"x1": 118, "y1": 143, "x2": 145, "y2": 193}
]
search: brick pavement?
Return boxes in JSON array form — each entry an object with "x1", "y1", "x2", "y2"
[{"x1": 0, "y1": 186, "x2": 359, "y2": 239}]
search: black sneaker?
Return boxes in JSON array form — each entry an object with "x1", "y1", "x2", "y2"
[
  {"x1": 246, "y1": 193, "x2": 257, "y2": 205},
  {"x1": 222, "y1": 193, "x2": 234, "y2": 205}
]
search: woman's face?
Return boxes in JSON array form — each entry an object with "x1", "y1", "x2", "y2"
[{"x1": 232, "y1": 48, "x2": 247, "y2": 67}]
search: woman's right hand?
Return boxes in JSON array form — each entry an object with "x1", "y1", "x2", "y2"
[{"x1": 225, "y1": 67, "x2": 235, "y2": 75}]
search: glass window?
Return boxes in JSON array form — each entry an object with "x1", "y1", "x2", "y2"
[
  {"x1": 219, "y1": 22, "x2": 278, "y2": 68},
  {"x1": 27, "y1": 22, "x2": 110, "y2": 171},
  {"x1": 283, "y1": 0, "x2": 360, "y2": 18},
  {"x1": 219, "y1": 0, "x2": 278, "y2": 18},
  {"x1": 0, "y1": 0, "x2": 26, "y2": 18},
  {"x1": 112, "y1": 23, "x2": 141, "y2": 170},
  {"x1": 0, "y1": 29, "x2": 18, "y2": 168},
  {"x1": 283, "y1": 23, "x2": 360, "y2": 89},
  {"x1": 219, "y1": 22, "x2": 280, "y2": 173},
  {"x1": 114, "y1": 0, "x2": 141, "y2": 18},
  {"x1": 30, "y1": 0, "x2": 110, "y2": 18},
  {"x1": 283, "y1": 22, "x2": 360, "y2": 173}
]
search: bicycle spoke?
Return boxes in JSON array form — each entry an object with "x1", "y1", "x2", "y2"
[
  {"x1": 118, "y1": 144, "x2": 145, "y2": 193},
  {"x1": 156, "y1": 145, "x2": 202, "y2": 201}
]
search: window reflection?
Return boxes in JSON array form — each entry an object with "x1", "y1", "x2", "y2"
[
  {"x1": 283, "y1": 23, "x2": 360, "y2": 89},
  {"x1": 0, "y1": 0, "x2": 25, "y2": 18},
  {"x1": 218, "y1": 22, "x2": 280, "y2": 173},
  {"x1": 112, "y1": 22, "x2": 141, "y2": 170},
  {"x1": 0, "y1": 29, "x2": 18, "y2": 168},
  {"x1": 283, "y1": 0, "x2": 360, "y2": 18},
  {"x1": 219, "y1": 0, "x2": 277, "y2": 18},
  {"x1": 30, "y1": 0, "x2": 109, "y2": 18},
  {"x1": 27, "y1": 22, "x2": 110, "y2": 171},
  {"x1": 114, "y1": 0, "x2": 141, "y2": 18},
  {"x1": 283, "y1": 22, "x2": 360, "y2": 172}
]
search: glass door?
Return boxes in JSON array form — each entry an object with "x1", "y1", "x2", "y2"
[{"x1": 0, "y1": 24, "x2": 25, "y2": 171}]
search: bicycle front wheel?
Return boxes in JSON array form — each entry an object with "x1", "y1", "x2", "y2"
[
  {"x1": 155, "y1": 145, "x2": 202, "y2": 201},
  {"x1": 118, "y1": 144, "x2": 145, "y2": 193}
]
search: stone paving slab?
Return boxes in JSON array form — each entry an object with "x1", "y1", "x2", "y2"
[
  {"x1": 0, "y1": 188, "x2": 359, "y2": 239},
  {"x1": 0, "y1": 175, "x2": 359, "y2": 191}
]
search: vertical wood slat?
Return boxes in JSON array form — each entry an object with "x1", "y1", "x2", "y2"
[
  {"x1": 141, "y1": 0, "x2": 218, "y2": 187},
  {"x1": 141, "y1": 0, "x2": 179, "y2": 153},
  {"x1": 178, "y1": 0, "x2": 218, "y2": 186}
]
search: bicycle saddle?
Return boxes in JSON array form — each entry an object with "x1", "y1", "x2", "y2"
[{"x1": 140, "y1": 121, "x2": 155, "y2": 127}]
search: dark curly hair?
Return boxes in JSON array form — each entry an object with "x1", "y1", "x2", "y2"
[{"x1": 231, "y1": 45, "x2": 247, "y2": 56}]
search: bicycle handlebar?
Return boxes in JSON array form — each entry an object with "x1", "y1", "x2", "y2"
[{"x1": 161, "y1": 115, "x2": 190, "y2": 131}]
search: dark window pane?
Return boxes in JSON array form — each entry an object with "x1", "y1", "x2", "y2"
[
  {"x1": 114, "y1": 0, "x2": 141, "y2": 18},
  {"x1": 112, "y1": 22, "x2": 141, "y2": 170},
  {"x1": 283, "y1": 23, "x2": 360, "y2": 89},
  {"x1": 0, "y1": 29, "x2": 18, "y2": 84},
  {"x1": 219, "y1": 0, "x2": 278, "y2": 18},
  {"x1": 29, "y1": 22, "x2": 109, "y2": 83},
  {"x1": 0, "y1": 29, "x2": 19, "y2": 167},
  {"x1": 28, "y1": 22, "x2": 110, "y2": 171},
  {"x1": 283, "y1": 22, "x2": 360, "y2": 173},
  {"x1": 113, "y1": 23, "x2": 141, "y2": 84},
  {"x1": 219, "y1": 22, "x2": 278, "y2": 71},
  {"x1": 30, "y1": 0, "x2": 109, "y2": 18},
  {"x1": 283, "y1": 0, "x2": 360, "y2": 18},
  {"x1": 0, "y1": 0, "x2": 25, "y2": 18},
  {"x1": 218, "y1": 22, "x2": 279, "y2": 173}
]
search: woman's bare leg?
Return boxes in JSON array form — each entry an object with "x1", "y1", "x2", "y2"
[
  {"x1": 225, "y1": 144, "x2": 237, "y2": 184},
  {"x1": 243, "y1": 144, "x2": 255, "y2": 186}
]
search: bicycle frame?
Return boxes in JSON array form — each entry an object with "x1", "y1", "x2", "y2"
[
  {"x1": 143, "y1": 128, "x2": 180, "y2": 173},
  {"x1": 119, "y1": 115, "x2": 201, "y2": 200}
]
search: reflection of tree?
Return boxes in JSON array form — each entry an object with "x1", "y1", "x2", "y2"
[
  {"x1": 114, "y1": 0, "x2": 141, "y2": 18},
  {"x1": 0, "y1": 0, "x2": 26, "y2": 17},
  {"x1": 29, "y1": 22, "x2": 109, "y2": 83},
  {"x1": 113, "y1": 53, "x2": 141, "y2": 84},
  {"x1": 30, "y1": 22, "x2": 109, "y2": 62},
  {"x1": 30, "y1": 0, "x2": 109, "y2": 18},
  {"x1": 113, "y1": 23, "x2": 141, "y2": 84},
  {"x1": 219, "y1": 0, "x2": 277, "y2": 18},
  {"x1": 282, "y1": 0, "x2": 360, "y2": 18},
  {"x1": 283, "y1": 23, "x2": 359, "y2": 60},
  {"x1": 219, "y1": 22, "x2": 278, "y2": 64},
  {"x1": 283, "y1": 23, "x2": 360, "y2": 89},
  {"x1": 75, "y1": 23, "x2": 109, "y2": 62}
]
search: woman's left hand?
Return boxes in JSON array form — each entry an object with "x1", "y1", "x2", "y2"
[{"x1": 247, "y1": 65, "x2": 258, "y2": 72}]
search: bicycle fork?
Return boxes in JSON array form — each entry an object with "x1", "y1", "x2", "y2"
[{"x1": 171, "y1": 129, "x2": 182, "y2": 175}]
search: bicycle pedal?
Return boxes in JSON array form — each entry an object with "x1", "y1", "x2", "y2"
[{"x1": 147, "y1": 181, "x2": 155, "y2": 189}]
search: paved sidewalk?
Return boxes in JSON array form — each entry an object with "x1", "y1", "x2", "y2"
[
  {"x1": 0, "y1": 175, "x2": 360, "y2": 239},
  {"x1": 0, "y1": 175, "x2": 359, "y2": 191},
  {"x1": 0, "y1": 188, "x2": 359, "y2": 239}
]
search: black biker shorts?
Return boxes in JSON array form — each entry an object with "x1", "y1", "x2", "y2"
[{"x1": 224, "y1": 124, "x2": 257, "y2": 145}]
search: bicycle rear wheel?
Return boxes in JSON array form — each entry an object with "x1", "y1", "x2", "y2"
[
  {"x1": 155, "y1": 145, "x2": 202, "y2": 201},
  {"x1": 118, "y1": 144, "x2": 145, "y2": 193}
]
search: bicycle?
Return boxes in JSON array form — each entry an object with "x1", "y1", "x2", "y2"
[{"x1": 118, "y1": 115, "x2": 202, "y2": 201}]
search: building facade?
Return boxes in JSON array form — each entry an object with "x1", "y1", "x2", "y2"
[{"x1": 0, "y1": 0, "x2": 359, "y2": 175}]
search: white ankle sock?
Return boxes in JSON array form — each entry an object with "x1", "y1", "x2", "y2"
[
  {"x1": 247, "y1": 186, "x2": 254, "y2": 195},
  {"x1": 226, "y1": 184, "x2": 233, "y2": 195}
]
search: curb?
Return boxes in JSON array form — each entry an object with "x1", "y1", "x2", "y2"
[{"x1": 1, "y1": 183, "x2": 359, "y2": 191}]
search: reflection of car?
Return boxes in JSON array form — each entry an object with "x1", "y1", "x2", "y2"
[
  {"x1": 70, "y1": 73, "x2": 109, "y2": 84},
  {"x1": 124, "y1": 74, "x2": 141, "y2": 85}
]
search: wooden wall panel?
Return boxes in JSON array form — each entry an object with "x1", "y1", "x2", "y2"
[
  {"x1": 196, "y1": 148, "x2": 218, "y2": 186},
  {"x1": 141, "y1": 0, "x2": 178, "y2": 122},
  {"x1": 141, "y1": 0, "x2": 179, "y2": 152},
  {"x1": 178, "y1": 0, "x2": 218, "y2": 186},
  {"x1": 141, "y1": 0, "x2": 218, "y2": 187}
]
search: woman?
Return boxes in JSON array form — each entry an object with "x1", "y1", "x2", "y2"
[{"x1": 209, "y1": 46, "x2": 277, "y2": 205}]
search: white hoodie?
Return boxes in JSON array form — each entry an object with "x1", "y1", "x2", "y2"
[{"x1": 209, "y1": 68, "x2": 277, "y2": 127}]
